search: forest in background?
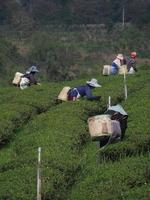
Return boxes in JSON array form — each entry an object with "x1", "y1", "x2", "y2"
[{"x1": 0, "y1": 0, "x2": 150, "y2": 29}]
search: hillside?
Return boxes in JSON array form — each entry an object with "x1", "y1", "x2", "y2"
[
  {"x1": 0, "y1": 25, "x2": 150, "y2": 85},
  {"x1": 0, "y1": 1, "x2": 150, "y2": 199},
  {"x1": 0, "y1": 0, "x2": 150, "y2": 85},
  {"x1": 0, "y1": 68, "x2": 149, "y2": 199}
]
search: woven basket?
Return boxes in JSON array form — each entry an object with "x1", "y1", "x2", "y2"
[{"x1": 58, "y1": 86, "x2": 71, "y2": 101}]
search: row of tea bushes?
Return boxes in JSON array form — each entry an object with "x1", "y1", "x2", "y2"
[
  {"x1": 99, "y1": 85, "x2": 150, "y2": 161},
  {"x1": 0, "y1": 101, "x2": 101, "y2": 200},
  {"x1": 0, "y1": 78, "x2": 123, "y2": 200},
  {"x1": 0, "y1": 83, "x2": 62, "y2": 143},
  {"x1": 0, "y1": 70, "x2": 149, "y2": 199},
  {"x1": 0, "y1": 74, "x2": 122, "y2": 144},
  {"x1": 0, "y1": 70, "x2": 149, "y2": 144},
  {"x1": 66, "y1": 79, "x2": 150, "y2": 200},
  {"x1": 67, "y1": 154, "x2": 150, "y2": 200}
]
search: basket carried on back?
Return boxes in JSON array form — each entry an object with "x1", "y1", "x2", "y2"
[
  {"x1": 88, "y1": 114, "x2": 121, "y2": 140},
  {"x1": 58, "y1": 86, "x2": 71, "y2": 101},
  {"x1": 102, "y1": 65, "x2": 111, "y2": 75},
  {"x1": 12, "y1": 72, "x2": 24, "y2": 86}
]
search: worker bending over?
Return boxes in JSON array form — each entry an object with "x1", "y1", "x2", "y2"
[{"x1": 68, "y1": 78, "x2": 101, "y2": 101}]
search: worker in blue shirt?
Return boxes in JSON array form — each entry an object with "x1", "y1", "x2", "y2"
[
  {"x1": 111, "y1": 54, "x2": 124, "y2": 74},
  {"x1": 68, "y1": 78, "x2": 101, "y2": 101}
]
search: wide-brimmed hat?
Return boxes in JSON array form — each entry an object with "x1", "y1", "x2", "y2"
[
  {"x1": 117, "y1": 54, "x2": 123, "y2": 60},
  {"x1": 26, "y1": 66, "x2": 39, "y2": 74},
  {"x1": 86, "y1": 78, "x2": 101, "y2": 88}
]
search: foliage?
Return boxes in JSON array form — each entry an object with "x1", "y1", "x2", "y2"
[
  {"x1": 0, "y1": 0, "x2": 150, "y2": 27},
  {"x1": 0, "y1": 38, "x2": 20, "y2": 74},
  {"x1": 0, "y1": 83, "x2": 61, "y2": 143},
  {"x1": 0, "y1": 24, "x2": 149, "y2": 84},
  {"x1": 67, "y1": 74, "x2": 150, "y2": 200},
  {"x1": 0, "y1": 69, "x2": 149, "y2": 199},
  {"x1": 24, "y1": 26, "x2": 150, "y2": 81},
  {"x1": 68, "y1": 155, "x2": 150, "y2": 200}
]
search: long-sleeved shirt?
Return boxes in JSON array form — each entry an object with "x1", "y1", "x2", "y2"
[
  {"x1": 68, "y1": 84, "x2": 100, "y2": 100},
  {"x1": 111, "y1": 58, "x2": 122, "y2": 74},
  {"x1": 23, "y1": 73, "x2": 37, "y2": 85},
  {"x1": 112, "y1": 58, "x2": 122, "y2": 70},
  {"x1": 124, "y1": 57, "x2": 137, "y2": 72},
  {"x1": 127, "y1": 58, "x2": 137, "y2": 71}
]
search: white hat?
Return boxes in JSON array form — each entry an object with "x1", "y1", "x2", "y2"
[
  {"x1": 117, "y1": 54, "x2": 123, "y2": 60},
  {"x1": 86, "y1": 78, "x2": 101, "y2": 88},
  {"x1": 26, "y1": 66, "x2": 39, "y2": 74}
]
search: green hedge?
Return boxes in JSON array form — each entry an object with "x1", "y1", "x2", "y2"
[
  {"x1": 68, "y1": 155, "x2": 150, "y2": 200},
  {"x1": 99, "y1": 85, "x2": 150, "y2": 161},
  {"x1": 0, "y1": 70, "x2": 149, "y2": 199},
  {"x1": 0, "y1": 83, "x2": 61, "y2": 143},
  {"x1": 67, "y1": 73, "x2": 150, "y2": 200}
]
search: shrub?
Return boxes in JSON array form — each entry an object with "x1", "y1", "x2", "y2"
[{"x1": 0, "y1": 69, "x2": 149, "y2": 199}]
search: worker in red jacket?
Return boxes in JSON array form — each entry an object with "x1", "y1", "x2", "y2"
[{"x1": 124, "y1": 52, "x2": 137, "y2": 72}]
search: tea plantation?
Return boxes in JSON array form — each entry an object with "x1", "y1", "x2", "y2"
[{"x1": 0, "y1": 69, "x2": 149, "y2": 200}]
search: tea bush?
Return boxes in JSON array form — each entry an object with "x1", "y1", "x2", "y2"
[
  {"x1": 67, "y1": 73, "x2": 150, "y2": 200},
  {"x1": 0, "y1": 83, "x2": 62, "y2": 143},
  {"x1": 68, "y1": 155, "x2": 150, "y2": 200},
  {"x1": 98, "y1": 85, "x2": 150, "y2": 161},
  {"x1": 0, "y1": 69, "x2": 149, "y2": 199},
  {"x1": 122, "y1": 183, "x2": 150, "y2": 200},
  {"x1": 0, "y1": 102, "x2": 95, "y2": 199}
]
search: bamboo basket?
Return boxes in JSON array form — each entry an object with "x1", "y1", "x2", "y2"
[
  {"x1": 58, "y1": 86, "x2": 71, "y2": 101},
  {"x1": 102, "y1": 65, "x2": 111, "y2": 75},
  {"x1": 88, "y1": 115, "x2": 112, "y2": 139},
  {"x1": 88, "y1": 115, "x2": 121, "y2": 140},
  {"x1": 12, "y1": 72, "x2": 24, "y2": 85}
]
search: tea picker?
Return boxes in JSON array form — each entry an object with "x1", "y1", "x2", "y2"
[
  {"x1": 105, "y1": 104, "x2": 128, "y2": 140},
  {"x1": 12, "y1": 65, "x2": 40, "y2": 90},
  {"x1": 57, "y1": 78, "x2": 102, "y2": 102},
  {"x1": 88, "y1": 102, "x2": 128, "y2": 149},
  {"x1": 124, "y1": 51, "x2": 137, "y2": 73}
]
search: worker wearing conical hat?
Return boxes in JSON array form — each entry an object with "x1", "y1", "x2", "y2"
[{"x1": 68, "y1": 78, "x2": 101, "y2": 101}]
